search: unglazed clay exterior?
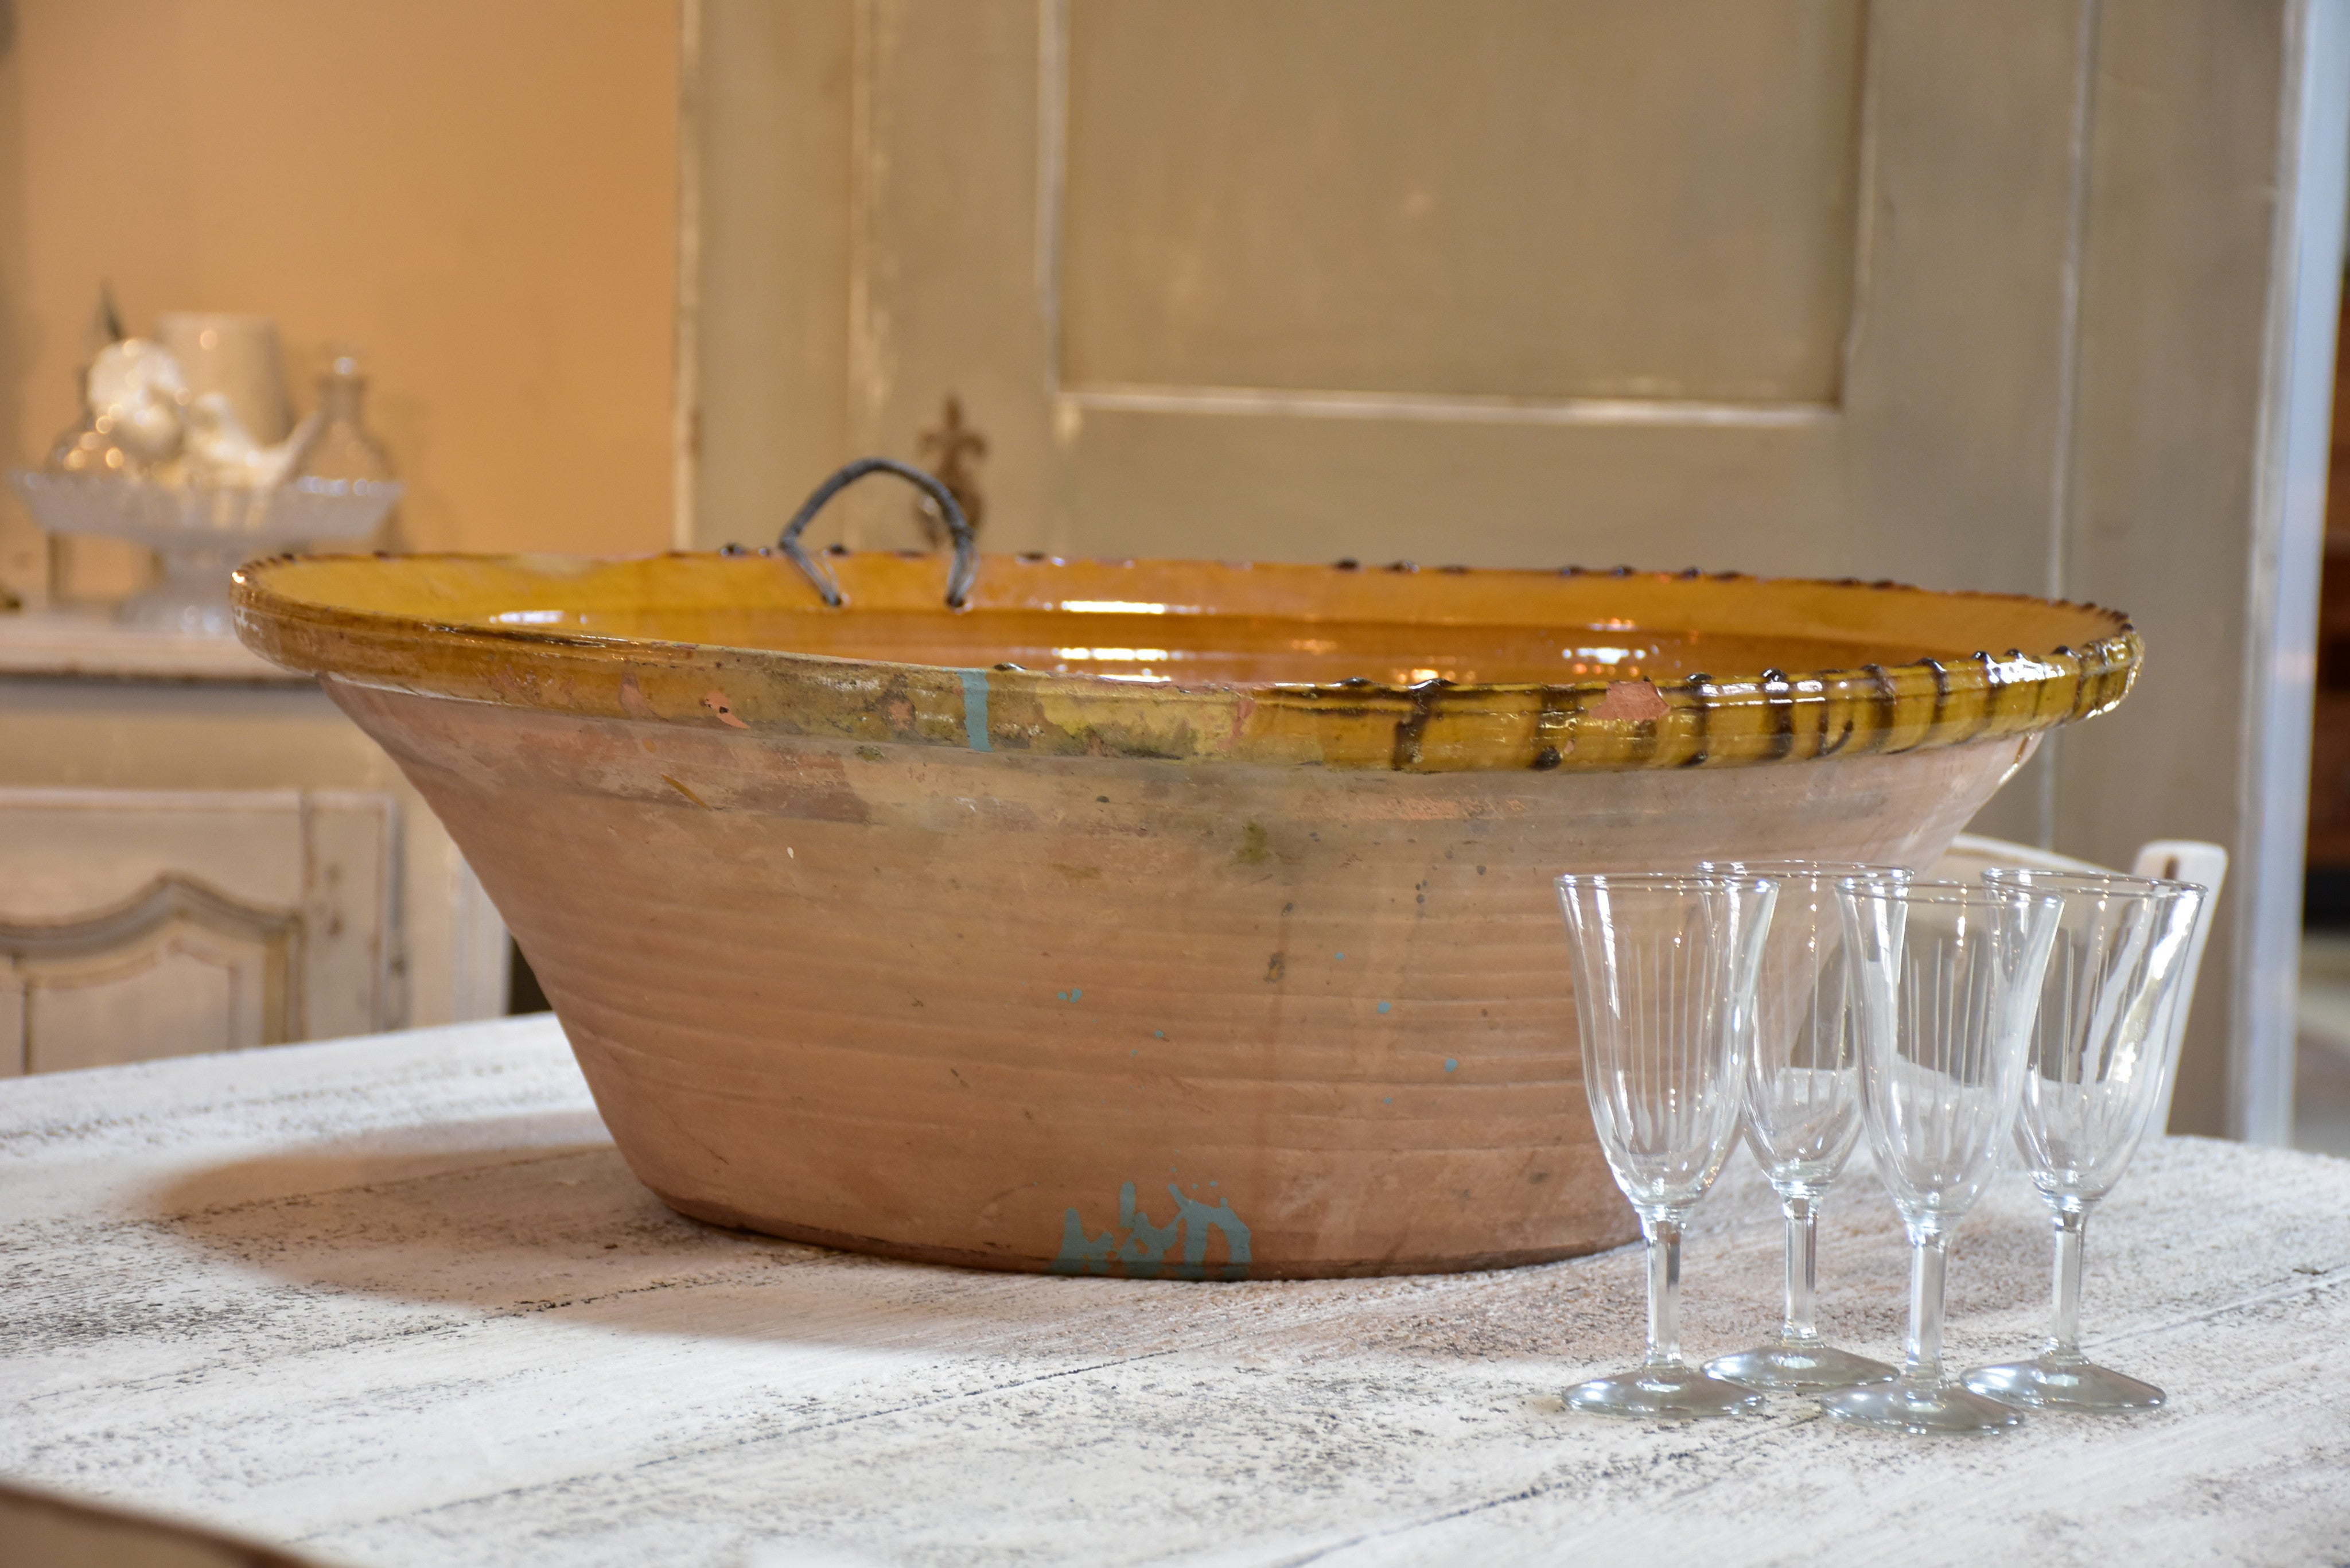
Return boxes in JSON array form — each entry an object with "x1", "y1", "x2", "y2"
[{"x1": 234, "y1": 551, "x2": 2138, "y2": 1277}]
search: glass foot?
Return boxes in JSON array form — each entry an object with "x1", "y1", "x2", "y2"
[
  {"x1": 1962, "y1": 1356, "x2": 2165, "y2": 1413},
  {"x1": 1705, "y1": 1340, "x2": 1897, "y2": 1394},
  {"x1": 1816, "y1": 1378, "x2": 2026, "y2": 1435},
  {"x1": 1566, "y1": 1362, "x2": 1767, "y2": 1421}
]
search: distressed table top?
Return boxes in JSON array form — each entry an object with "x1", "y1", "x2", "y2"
[{"x1": 4, "y1": 1018, "x2": 2348, "y2": 1568}]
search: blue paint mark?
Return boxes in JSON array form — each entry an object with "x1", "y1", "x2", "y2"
[
  {"x1": 1334, "y1": 952, "x2": 1345, "y2": 962},
  {"x1": 1049, "y1": 1180, "x2": 1253, "y2": 1281},
  {"x1": 1377, "y1": 1001, "x2": 1392, "y2": 1015},
  {"x1": 957, "y1": 668, "x2": 992, "y2": 750},
  {"x1": 1153, "y1": 1029, "x2": 1165, "y2": 1038},
  {"x1": 1444, "y1": 1057, "x2": 1460, "y2": 1073},
  {"x1": 1383, "y1": 1096, "x2": 1394, "y2": 1104},
  {"x1": 1130, "y1": 1048, "x2": 1139, "y2": 1056},
  {"x1": 1070, "y1": 989, "x2": 1082, "y2": 1001}
]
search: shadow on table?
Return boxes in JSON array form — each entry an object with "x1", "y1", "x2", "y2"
[
  {"x1": 141, "y1": 1114, "x2": 2048, "y2": 1365},
  {"x1": 145, "y1": 1112, "x2": 1665, "y2": 1357}
]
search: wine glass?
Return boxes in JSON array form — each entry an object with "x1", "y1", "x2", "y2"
[
  {"x1": 1819, "y1": 879, "x2": 2061, "y2": 1435},
  {"x1": 1962, "y1": 870, "x2": 2208, "y2": 1413},
  {"x1": 1554, "y1": 871, "x2": 1777, "y2": 1420},
  {"x1": 1697, "y1": 861, "x2": 1908, "y2": 1393}
]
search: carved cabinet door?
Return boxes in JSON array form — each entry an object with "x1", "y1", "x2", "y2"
[{"x1": 0, "y1": 789, "x2": 396, "y2": 1075}]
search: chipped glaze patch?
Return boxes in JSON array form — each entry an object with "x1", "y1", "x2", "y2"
[
  {"x1": 1589, "y1": 680, "x2": 1671, "y2": 722},
  {"x1": 701, "y1": 689, "x2": 749, "y2": 729},
  {"x1": 1051, "y1": 1181, "x2": 1251, "y2": 1281}
]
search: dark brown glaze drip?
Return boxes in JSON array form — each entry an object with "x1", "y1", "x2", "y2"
[
  {"x1": 1815, "y1": 675, "x2": 1858, "y2": 758},
  {"x1": 1970, "y1": 651, "x2": 2001, "y2": 741},
  {"x1": 1760, "y1": 667, "x2": 1796, "y2": 760},
  {"x1": 1919, "y1": 657, "x2": 1951, "y2": 752},
  {"x1": 1532, "y1": 686, "x2": 1577, "y2": 768},
  {"x1": 1863, "y1": 663, "x2": 1900, "y2": 753},
  {"x1": 1390, "y1": 678, "x2": 1452, "y2": 769},
  {"x1": 2064, "y1": 644, "x2": 2094, "y2": 720},
  {"x1": 1679, "y1": 674, "x2": 1713, "y2": 767}
]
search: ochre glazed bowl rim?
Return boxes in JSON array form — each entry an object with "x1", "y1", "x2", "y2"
[{"x1": 231, "y1": 550, "x2": 2139, "y2": 774}]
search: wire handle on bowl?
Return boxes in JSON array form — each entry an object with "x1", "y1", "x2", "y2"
[{"x1": 778, "y1": 457, "x2": 977, "y2": 609}]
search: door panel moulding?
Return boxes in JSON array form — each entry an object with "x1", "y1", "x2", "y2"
[
  {"x1": 1033, "y1": 0, "x2": 1876, "y2": 423},
  {"x1": 1057, "y1": 385, "x2": 1837, "y2": 429}
]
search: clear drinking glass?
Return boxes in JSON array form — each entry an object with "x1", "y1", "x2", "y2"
[
  {"x1": 1819, "y1": 880, "x2": 2061, "y2": 1435},
  {"x1": 1961, "y1": 871, "x2": 2208, "y2": 1413},
  {"x1": 1696, "y1": 861, "x2": 1908, "y2": 1393},
  {"x1": 1555, "y1": 871, "x2": 1778, "y2": 1420}
]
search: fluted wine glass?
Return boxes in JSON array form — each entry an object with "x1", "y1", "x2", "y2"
[
  {"x1": 1555, "y1": 871, "x2": 1777, "y2": 1421},
  {"x1": 1962, "y1": 870, "x2": 2208, "y2": 1413},
  {"x1": 1697, "y1": 861, "x2": 1907, "y2": 1393},
  {"x1": 1820, "y1": 880, "x2": 2061, "y2": 1435}
]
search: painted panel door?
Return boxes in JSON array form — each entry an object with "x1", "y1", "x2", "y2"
[
  {"x1": 691, "y1": 1, "x2": 2347, "y2": 1140},
  {"x1": 757, "y1": 0, "x2": 2087, "y2": 612}
]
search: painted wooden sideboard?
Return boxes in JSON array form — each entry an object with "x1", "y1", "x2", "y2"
[{"x1": 0, "y1": 609, "x2": 507, "y2": 1075}]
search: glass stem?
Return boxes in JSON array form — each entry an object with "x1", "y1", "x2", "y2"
[
  {"x1": 1901, "y1": 1223, "x2": 1948, "y2": 1390},
  {"x1": 2045, "y1": 1201, "x2": 2091, "y2": 1362},
  {"x1": 1641, "y1": 1212, "x2": 1684, "y2": 1369},
  {"x1": 1779, "y1": 1189, "x2": 1820, "y2": 1344}
]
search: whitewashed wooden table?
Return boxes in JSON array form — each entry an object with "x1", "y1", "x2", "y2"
[{"x1": 5, "y1": 1018, "x2": 2348, "y2": 1567}]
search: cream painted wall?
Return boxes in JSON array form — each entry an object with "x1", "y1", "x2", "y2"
[{"x1": 0, "y1": 0, "x2": 680, "y2": 603}]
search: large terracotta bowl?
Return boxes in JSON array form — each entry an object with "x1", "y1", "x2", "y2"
[{"x1": 232, "y1": 551, "x2": 2137, "y2": 1278}]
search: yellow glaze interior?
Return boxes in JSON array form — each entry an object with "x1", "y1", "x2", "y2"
[{"x1": 232, "y1": 550, "x2": 2139, "y2": 772}]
